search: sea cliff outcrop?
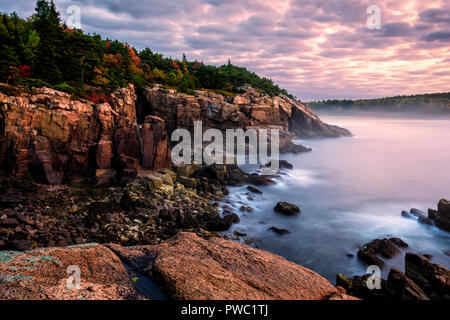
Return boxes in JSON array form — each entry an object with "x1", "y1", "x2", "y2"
[
  {"x1": 0, "y1": 85, "x2": 170, "y2": 184},
  {"x1": 1, "y1": 84, "x2": 349, "y2": 185},
  {"x1": 0, "y1": 232, "x2": 357, "y2": 300},
  {"x1": 140, "y1": 85, "x2": 350, "y2": 138}
]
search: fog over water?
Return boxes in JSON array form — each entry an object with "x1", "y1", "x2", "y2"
[{"x1": 223, "y1": 111, "x2": 450, "y2": 282}]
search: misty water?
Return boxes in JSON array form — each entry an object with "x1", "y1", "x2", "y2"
[{"x1": 223, "y1": 112, "x2": 450, "y2": 282}]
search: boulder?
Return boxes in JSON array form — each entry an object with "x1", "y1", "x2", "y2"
[
  {"x1": 107, "y1": 232, "x2": 358, "y2": 300},
  {"x1": 0, "y1": 244, "x2": 144, "y2": 300},
  {"x1": 274, "y1": 202, "x2": 300, "y2": 216},
  {"x1": 357, "y1": 238, "x2": 408, "y2": 268}
]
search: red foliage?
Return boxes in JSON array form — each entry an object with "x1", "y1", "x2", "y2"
[
  {"x1": 19, "y1": 65, "x2": 31, "y2": 78},
  {"x1": 106, "y1": 41, "x2": 111, "y2": 49},
  {"x1": 173, "y1": 61, "x2": 180, "y2": 70},
  {"x1": 84, "y1": 91, "x2": 111, "y2": 104}
]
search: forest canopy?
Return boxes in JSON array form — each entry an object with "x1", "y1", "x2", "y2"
[{"x1": 0, "y1": 0, "x2": 293, "y2": 100}]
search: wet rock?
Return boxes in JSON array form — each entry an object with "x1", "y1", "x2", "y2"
[
  {"x1": 410, "y1": 208, "x2": 426, "y2": 217},
  {"x1": 274, "y1": 202, "x2": 300, "y2": 216},
  {"x1": 428, "y1": 199, "x2": 450, "y2": 232},
  {"x1": 357, "y1": 238, "x2": 408, "y2": 268},
  {"x1": 269, "y1": 227, "x2": 290, "y2": 235},
  {"x1": 418, "y1": 215, "x2": 433, "y2": 225},
  {"x1": 341, "y1": 251, "x2": 450, "y2": 300},
  {"x1": 389, "y1": 237, "x2": 408, "y2": 248},
  {"x1": 401, "y1": 210, "x2": 413, "y2": 219},
  {"x1": 247, "y1": 185, "x2": 263, "y2": 194},
  {"x1": 224, "y1": 213, "x2": 240, "y2": 224},
  {"x1": 387, "y1": 267, "x2": 429, "y2": 300},
  {"x1": 207, "y1": 216, "x2": 233, "y2": 231},
  {"x1": 248, "y1": 174, "x2": 275, "y2": 186},
  {"x1": 234, "y1": 231, "x2": 247, "y2": 237},
  {"x1": 279, "y1": 141, "x2": 312, "y2": 154},
  {"x1": 404, "y1": 253, "x2": 450, "y2": 298}
]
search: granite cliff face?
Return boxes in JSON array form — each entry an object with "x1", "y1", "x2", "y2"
[
  {"x1": 0, "y1": 84, "x2": 349, "y2": 184},
  {"x1": 140, "y1": 85, "x2": 350, "y2": 138},
  {"x1": 0, "y1": 85, "x2": 171, "y2": 185}
]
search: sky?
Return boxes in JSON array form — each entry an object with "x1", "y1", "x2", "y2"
[{"x1": 1, "y1": 0, "x2": 449, "y2": 101}]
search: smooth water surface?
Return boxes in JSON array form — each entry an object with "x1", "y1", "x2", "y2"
[{"x1": 224, "y1": 112, "x2": 450, "y2": 281}]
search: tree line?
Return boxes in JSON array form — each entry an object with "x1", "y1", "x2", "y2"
[
  {"x1": 308, "y1": 92, "x2": 450, "y2": 113},
  {"x1": 0, "y1": 0, "x2": 293, "y2": 101}
]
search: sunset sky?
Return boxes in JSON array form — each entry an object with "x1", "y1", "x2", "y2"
[{"x1": 1, "y1": 0, "x2": 449, "y2": 100}]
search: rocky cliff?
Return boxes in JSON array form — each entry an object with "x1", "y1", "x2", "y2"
[
  {"x1": 140, "y1": 85, "x2": 350, "y2": 137},
  {"x1": 0, "y1": 232, "x2": 357, "y2": 300},
  {"x1": 0, "y1": 84, "x2": 349, "y2": 184},
  {"x1": 0, "y1": 85, "x2": 171, "y2": 185}
]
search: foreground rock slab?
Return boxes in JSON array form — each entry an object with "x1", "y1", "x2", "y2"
[
  {"x1": 0, "y1": 244, "x2": 144, "y2": 300},
  {"x1": 0, "y1": 233, "x2": 357, "y2": 300},
  {"x1": 107, "y1": 232, "x2": 356, "y2": 300}
]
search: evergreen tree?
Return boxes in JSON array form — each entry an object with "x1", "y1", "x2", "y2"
[{"x1": 33, "y1": 0, "x2": 63, "y2": 83}]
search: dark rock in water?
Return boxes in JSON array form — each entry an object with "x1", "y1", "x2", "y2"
[
  {"x1": 207, "y1": 217, "x2": 233, "y2": 231},
  {"x1": 357, "y1": 238, "x2": 408, "y2": 268},
  {"x1": 247, "y1": 186, "x2": 263, "y2": 194},
  {"x1": 224, "y1": 213, "x2": 240, "y2": 224},
  {"x1": 387, "y1": 267, "x2": 429, "y2": 300},
  {"x1": 389, "y1": 237, "x2": 409, "y2": 248},
  {"x1": 248, "y1": 174, "x2": 275, "y2": 186},
  {"x1": 274, "y1": 202, "x2": 300, "y2": 216},
  {"x1": 401, "y1": 210, "x2": 413, "y2": 219},
  {"x1": 279, "y1": 141, "x2": 312, "y2": 154},
  {"x1": 234, "y1": 231, "x2": 247, "y2": 237},
  {"x1": 339, "y1": 246, "x2": 450, "y2": 300},
  {"x1": 418, "y1": 215, "x2": 433, "y2": 225},
  {"x1": 265, "y1": 160, "x2": 293, "y2": 170},
  {"x1": 423, "y1": 254, "x2": 433, "y2": 260},
  {"x1": 428, "y1": 199, "x2": 450, "y2": 232},
  {"x1": 357, "y1": 247, "x2": 386, "y2": 268},
  {"x1": 269, "y1": 227, "x2": 290, "y2": 235},
  {"x1": 405, "y1": 253, "x2": 450, "y2": 299},
  {"x1": 410, "y1": 208, "x2": 426, "y2": 217},
  {"x1": 336, "y1": 273, "x2": 387, "y2": 300},
  {"x1": 346, "y1": 253, "x2": 354, "y2": 258},
  {"x1": 444, "y1": 250, "x2": 450, "y2": 256}
]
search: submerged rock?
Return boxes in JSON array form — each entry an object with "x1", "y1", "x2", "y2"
[
  {"x1": 269, "y1": 227, "x2": 290, "y2": 235},
  {"x1": 247, "y1": 185, "x2": 263, "y2": 194}
]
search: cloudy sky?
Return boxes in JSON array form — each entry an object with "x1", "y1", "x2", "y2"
[{"x1": 2, "y1": 0, "x2": 449, "y2": 100}]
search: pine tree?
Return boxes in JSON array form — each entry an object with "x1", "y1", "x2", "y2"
[{"x1": 33, "y1": 0, "x2": 63, "y2": 83}]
